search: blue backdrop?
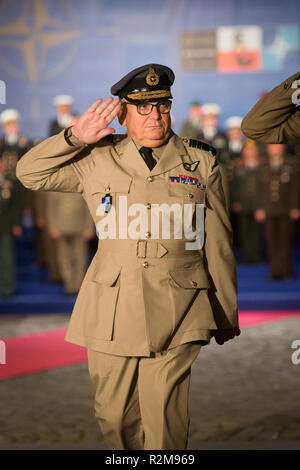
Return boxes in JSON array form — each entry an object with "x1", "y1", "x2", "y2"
[{"x1": 0, "y1": 0, "x2": 299, "y2": 139}]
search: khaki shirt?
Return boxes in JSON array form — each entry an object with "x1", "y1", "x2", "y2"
[
  {"x1": 16, "y1": 129, "x2": 238, "y2": 356},
  {"x1": 241, "y1": 71, "x2": 300, "y2": 143}
]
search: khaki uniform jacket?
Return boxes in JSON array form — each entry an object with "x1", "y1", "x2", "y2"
[
  {"x1": 241, "y1": 72, "x2": 300, "y2": 143},
  {"x1": 16, "y1": 129, "x2": 238, "y2": 356}
]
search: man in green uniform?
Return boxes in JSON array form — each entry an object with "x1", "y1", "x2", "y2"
[
  {"x1": 180, "y1": 101, "x2": 202, "y2": 139},
  {"x1": 16, "y1": 64, "x2": 240, "y2": 450},
  {"x1": 230, "y1": 139, "x2": 264, "y2": 263},
  {"x1": 255, "y1": 143, "x2": 299, "y2": 279}
]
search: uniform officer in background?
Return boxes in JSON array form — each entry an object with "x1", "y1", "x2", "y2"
[
  {"x1": 241, "y1": 71, "x2": 300, "y2": 144},
  {"x1": 224, "y1": 116, "x2": 244, "y2": 160},
  {"x1": 0, "y1": 109, "x2": 30, "y2": 177},
  {"x1": 44, "y1": 94, "x2": 79, "y2": 282},
  {"x1": 231, "y1": 139, "x2": 264, "y2": 263},
  {"x1": 255, "y1": 143, "x2": 299, "y2": 279},
  {"x1": 46, "y1": 191, "x2": 94, "y2": 295},
  {"x1": 49, "y1": 95, "x2": 78, "y2": 135},
  {"x1": 180, "y1": 101, "x2": 202, "y2": 139},
  {"x1": 16, "y1": 64, "x2": 240, "y2": 450},
  {"x1": 198, "y1": 104, "x2": 228, "y2": 162},
  {"x1": 0, "y1": 159, "x2": 22, "y2": 297}
]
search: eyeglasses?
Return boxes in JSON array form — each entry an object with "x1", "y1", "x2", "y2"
[{"x1": 126, "y1": 100, "x2": 172, "y2": 115}]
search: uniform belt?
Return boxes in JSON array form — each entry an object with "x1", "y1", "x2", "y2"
[{"x1": 98, "y1": 239, "x2": 197, "y2": 258}]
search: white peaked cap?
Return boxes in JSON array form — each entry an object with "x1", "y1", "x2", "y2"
[
  {"x1": 53, "y1": 95, "x2": 74, "y2": 106},
  {"x1": 0, "y1": 108, "x2": 20, "y2": 124},
  {"x1": 202, "y1": 103, "x2": 221, "y2": 116},
  {"x1": 225, "y1": 116, "x2": 243, "y2": 129}
]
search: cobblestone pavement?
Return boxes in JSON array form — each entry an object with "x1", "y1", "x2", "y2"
[{"x1": 0, "y1": 314, "x2": 300, "y2": 450}]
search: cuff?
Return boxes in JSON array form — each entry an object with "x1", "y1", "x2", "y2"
[{"x1": 64, "y1": 127, "x2": 87, "y2": 147}]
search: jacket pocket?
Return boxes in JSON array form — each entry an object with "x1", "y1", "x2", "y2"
[
  {"x1": 168, "y1": 183, "x2": 206, "y2": 205},
  {"x1": 169, "y1": 268, "x2": 210, "y2": 289},
  {"x1": 83, "y1": 262, "x2": 121, "y2": 341},
  {"x1": 168, "y1": 268, "x2": 215, "y2": 332}
]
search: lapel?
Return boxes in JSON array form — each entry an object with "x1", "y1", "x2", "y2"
[
  {"x1": 150, "y1": 133, "x2": 188, "y2": 176},
  {"x1": 114, "y1": 134, "x2": 150, "y2": 176}
]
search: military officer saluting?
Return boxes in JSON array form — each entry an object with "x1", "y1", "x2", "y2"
[
  {"x1": 16, "y1": 64, "x2": 240, "y2": 450},
  {"x1": 241, "y1": 71, "x2": 300, "y2": 144}
]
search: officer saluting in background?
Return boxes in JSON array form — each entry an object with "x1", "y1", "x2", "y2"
[
  {"x1": 16, "y1": 64, "x2": 240, "y2": 450},
  {"x1": 241, "y1": 72, "x2": 300, "y2": 144}
]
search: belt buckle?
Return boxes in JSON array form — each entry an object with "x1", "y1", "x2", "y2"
[{"x1": 136, "y1": 239, "x2": 147, "y2": 258}]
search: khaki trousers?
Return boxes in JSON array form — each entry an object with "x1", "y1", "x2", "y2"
[{"x1": 87, "y1": 341, "x2": 201, "y2": 450}]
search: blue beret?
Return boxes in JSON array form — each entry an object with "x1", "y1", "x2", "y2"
[{"x1": 111, "y1": 64, "x2": 175, "y2": 102}]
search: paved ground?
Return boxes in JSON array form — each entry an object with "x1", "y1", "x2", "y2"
[{"x1": 0, "y1": 314, "x2": 300, "y2": 450}]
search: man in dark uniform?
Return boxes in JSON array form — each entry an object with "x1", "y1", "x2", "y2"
[
  {"x1": 0, "y1": 109, "x2": 31, "y2": 176},
  {"x1": 197, "y1": 103, "x2": 228, "y2": 164},
  {"x1": 255, "y1": 143, "x2": 299, "y2": 279},
  {"x1": 230, "y1": 139, "x2": 264, "y2": 263},
  {"x1": 49, "y1": 95, "x2": 78, "y2": 136},
  {"x1": 0, "y1": 159, "x2": 22, "y2": 297}
]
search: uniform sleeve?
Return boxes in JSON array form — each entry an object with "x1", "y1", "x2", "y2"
[
  {"x1": 16, "y1": 128, "x2": 89, "y2": 193},
  {"x1": 241, "y1": 72, "x2": 300, "y2": 144},
  {"x1": 204, "y1": 157, "x2": 239, "y2": 329}
]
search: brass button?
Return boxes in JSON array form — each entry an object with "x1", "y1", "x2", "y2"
[
  {"x1": 191, "y1": 280, "x2": 198, "y2": 287},
  {"x1": 145, "y1": 232, "x2": 151, "y2": 239},
  {"x1": 188, "y1": 193, "x2": 194, "y2": 199},
  {"x1": 146, "y1": 203, "x2": 151, "y2": 209},
  {"x1": 147, "y1": 176, "x2": 153, "y2": 182},
  {"x1": 143, "y1": 261, "x2": 149, "y2": 268}
]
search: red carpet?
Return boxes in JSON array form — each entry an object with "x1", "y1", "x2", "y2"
[{"x1": 0, "y1": 311, "x2": 299, "y2": 380}]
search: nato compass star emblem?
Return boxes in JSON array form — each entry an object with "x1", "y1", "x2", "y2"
[{"x1": 0, "y1": 0, "x2": 82, "y2": 84}]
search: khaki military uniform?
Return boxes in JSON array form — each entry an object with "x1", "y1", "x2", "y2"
[
  {"x1": 241, "y1": 71, "x2": 300, "y2": 143},
  {"x1": 46, "y1": 192, "x2": 94, "y2": 294},
  {"x1": 16, "y1": 128, "x2": 238, "y2": 449},
  {"x1": 256, "y1": 157, "x2": 299, "y2": 278}
]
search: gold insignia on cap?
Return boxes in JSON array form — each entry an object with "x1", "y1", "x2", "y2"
[{"x1": 146, "y1": 67, "x2": 159, "y2": 86}]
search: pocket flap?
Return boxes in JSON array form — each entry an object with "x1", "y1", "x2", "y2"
[
  {"x1": 87, "y1": 176, "x2": 132, "y2": 195},
  {"x1": 169, "y1": 268, "x2": 210, "y2": 289},
  {"x1": 168, "y1": 183, "x2": 206, "y2": 204},
  {"x1": 90, "y1": 263, "x2": 122, "y2": 286}
]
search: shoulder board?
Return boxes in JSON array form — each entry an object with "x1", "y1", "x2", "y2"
[{"x1": 188, "y1": 139, "x2": 217, "y2": 157}]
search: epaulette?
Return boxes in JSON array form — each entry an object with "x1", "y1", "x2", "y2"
[{"x1": 183, "y1": 138, "x2": 217, "y2": 157}]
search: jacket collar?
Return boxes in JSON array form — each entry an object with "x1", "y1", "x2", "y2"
[{"x1": 114, "y1": 131, "x2": 189, "y2": 176}]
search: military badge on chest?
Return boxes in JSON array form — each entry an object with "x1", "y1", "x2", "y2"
[
  {"x1": 101, "y1": 188, "x2": 112, "y2": 213},
  {"x1": 169, "y1": 173, "x2": 206, "y2": 190}
]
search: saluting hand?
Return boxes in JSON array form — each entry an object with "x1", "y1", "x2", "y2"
[{"x1": 71, "y1": 97, "x2": 121, "y2": 144}]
